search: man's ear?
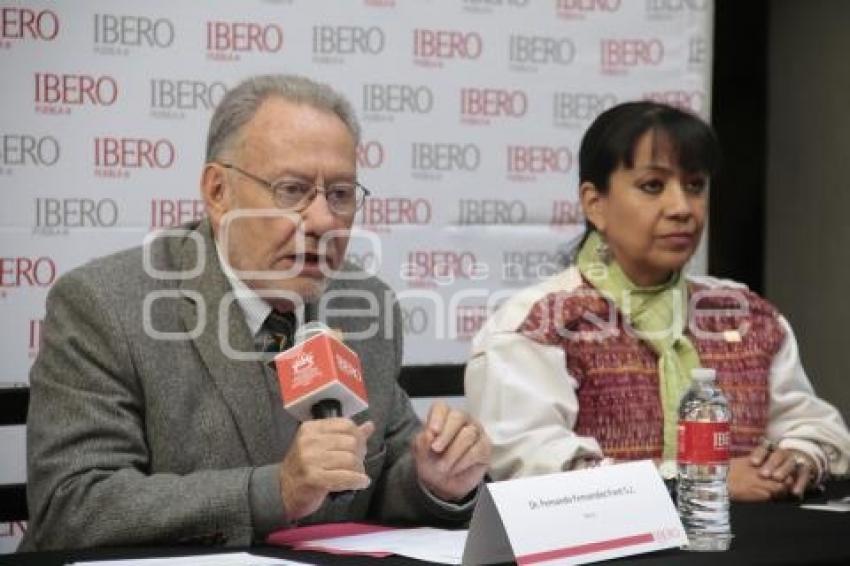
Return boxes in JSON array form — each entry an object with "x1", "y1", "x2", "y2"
[
  {"x1": 200, "y1": 163, "x2": 230, "y2": 231},
  {"x1": 580, "y1": 181, "x2": 607, "y2": 233}
]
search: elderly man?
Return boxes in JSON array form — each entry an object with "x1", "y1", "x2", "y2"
[{"x1": 22, "y1": 75, "x2": 490, "y2": 550}]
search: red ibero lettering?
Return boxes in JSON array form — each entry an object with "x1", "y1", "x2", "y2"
[
  {"x1": 644, "y1": 90, "x2": 706, "y2": 113},
  {"x1": 414, "y1": 29, "x2": 482, "y2": 59},
  {"x1": 206, "y1": 21, "x2": 283, "y2": 52},
  {"x1": 456, "y1": 305, "x2": 489, "y2": 338},
  {"x1": 95, "y1": 137, "x2": 175, "y2": 168},
  {"x1": 601, "y1": 39, "x2": 664, "y2": 69},
  {"x1": 1, "y1": 7, "x2": 59, "y2": 40},
  {"x1": 677, "y1": 421, "x2": 730, "y2": 465},
  {"x1": 358, "y1": 198, "x2": 431, "y2": 226},
  {"x1": 150, "y1": 198, "x2": 205, "y2": 229},
  {"x1": 407, "y1": 251, "x2": 478, "y2": 280},
  {"x1": 507, "y1": 146, "x2": 572, "y2": 173},
  {"x1": 357, "y1": 141, "x2": 385, "y2": 169},
  {"x1": 0, "y1": 257, "x2": 56, "y2": 288},
  {"x1": 35, "y1": 73, "x2": 118, "y2": 105},
  {"x1": 461, "y1": 88, "x2": 527, "y2": 117}
]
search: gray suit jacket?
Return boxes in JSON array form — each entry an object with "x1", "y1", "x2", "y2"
[{"x1": 22, "y1": 219, "x2": 469, "y2": 551}]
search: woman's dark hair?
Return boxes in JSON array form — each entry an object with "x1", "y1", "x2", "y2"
[{"x1": 579, "y1": 100, "x2": 720, "y2": 194}]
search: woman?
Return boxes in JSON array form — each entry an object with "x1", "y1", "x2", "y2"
[{"x1": 465, "y1": 101, "x2": 850, "y2": 501}]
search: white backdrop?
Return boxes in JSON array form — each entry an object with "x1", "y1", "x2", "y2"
[{"x1": 0, "y1": 0, "x2": 713, "y2": 550}]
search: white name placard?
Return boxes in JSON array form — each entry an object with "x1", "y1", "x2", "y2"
[{"x1": 463, "y1": 460, "x2": 686, "y2": 565}]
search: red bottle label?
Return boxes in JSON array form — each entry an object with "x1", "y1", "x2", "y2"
[{"x1": 677, "y1": 421, "x2": 730, "y2": 464}]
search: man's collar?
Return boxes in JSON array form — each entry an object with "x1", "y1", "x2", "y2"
[{"x1": 215, "y1": 241, "x2": 272, "y2": 337}]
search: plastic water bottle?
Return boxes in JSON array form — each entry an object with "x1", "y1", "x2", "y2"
[{"x1": 676, "y1": 367, "x2": 732, "y2": 551}]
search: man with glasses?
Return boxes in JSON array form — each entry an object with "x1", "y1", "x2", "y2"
[{"x1": 22, "y1": 75, "x2": 491, "y2": 551}]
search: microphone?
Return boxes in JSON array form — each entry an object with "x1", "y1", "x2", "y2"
[
  {"x1": 273, "y1": 322, "x2": 369, "y2": 504},
  {"x1": 273, "y1": 321, "x2": 369, "y2": 422}
]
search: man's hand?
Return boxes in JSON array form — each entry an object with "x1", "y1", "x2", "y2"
[
  {"x1": 279, "y1": 418, "x2": 375, "y2": 521},
  {"x1": 412, "y1": 401, "x2": 491, "y2": 502}
]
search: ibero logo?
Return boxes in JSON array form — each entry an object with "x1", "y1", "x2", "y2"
[
  {"x1": 403, "y1": 250, "x2": 483, "y2": 287},
  {"x1": 411, "y1": 142, "x2": 480, "y2": 180},
  {"x1": 502, "y1": 250, "x2": 562, "y2": 283},
  {"x1": 150, "y1": 198, "x2": 206, "y2": 230},
  {"x1": 0, "y1": 256, "x2": 57, "y2": 298},
  {"x1": 361, "y1": 83, "x2": 434, "y2": 122},
  {"x1": 94, "y1": 136, "x2": 175, "y2": 179},
  {"x1": 357, "y1": 141, "x2": 385, "y2": 169},
  {"x1": 600, "y1": 38, "x2": 664, "y2": 75},
  {"x1": 507, "y1": 145, "x2": 573, "y2": 182},
  {"x1": 413, "y1": 29, "x2": 482, "y2": 68},
  {"x1": 455, "y1": 305, "x2": 489, "y2": 340},
  {"x1": 357, "y1": 198, "x2": 432, "y2": 231},
  {"x1": 149, "y1": 79, "x2": 228, "y2": 118},
  {"x1": 550, "y1": 199, "x2": 585, "y2": 229},
  {"x1": 206, "y1": 19, "x2": 283, "y2": 61},
  {"x1": 457, "y1": 199, "x2": 527, "y2": 226},
  {"x1": 460, "y1": 88, "x2": 527, "y2": 126},
  {"x1": 313, "y1": 25, "x2": 385, "y2": 64},
  {"x1": 0, "y1": 7, "x2": 59, "y2": 45},
  {"x1": 93, "y1": 13, "x2": 175, "y2": 55},
  {"x1": 34, "y1": 73, "x2": 118, "y2": 115},
  {"x1": 0, "y1": 134, "x2": 60, "y2": 169},
  {"x1": 644, "y1": 90, "x2": 706, "y2": 115},
  {"x1": 34, "y1": 198, "x2": 119, "y2": 236},
  {"x1": 509, "y1": 34, "x2": 576, "y2": 72},
  {"x1": 553, "y1": 92, "x2": 618, "y2": 128}
]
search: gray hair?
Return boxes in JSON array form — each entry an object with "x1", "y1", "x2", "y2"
[{"x1": 205, "y1": 74, "x2": 361, "y2": 162}]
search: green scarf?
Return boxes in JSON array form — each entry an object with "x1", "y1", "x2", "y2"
[{"x1": 577, "y1": 231, "x2": 700, "y2": 459}]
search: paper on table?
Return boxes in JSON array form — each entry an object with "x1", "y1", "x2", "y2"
[
  {"x1": 267, "y1": 522, "x2": 396, "y2": 557},
  {"x1": 69, "y1": 551, "x2": 310, "y2": 566},
  {"x1": 267, "y1": 522, "x2": 395, "y2": 547},
  {"x1": 801, "y1": 496, "x2": 850, "y2": 513},
  {"x1": 296, "y1": 527, "x2": 468, "y2": 565}
]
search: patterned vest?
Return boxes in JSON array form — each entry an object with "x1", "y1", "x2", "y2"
[{"x1": 518, "y1": 280, "x2": 786, "y2": 460}]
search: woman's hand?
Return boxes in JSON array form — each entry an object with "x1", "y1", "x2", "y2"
[
  {"x1": 728, "y1": 443, "x2": 816, "y2": 501},
  {"x1": 728, "y1": 456, "x2": 789, "y2": 501},
  {"x1": 747, "y1": 442, "x2": 816, "y2": 499}
]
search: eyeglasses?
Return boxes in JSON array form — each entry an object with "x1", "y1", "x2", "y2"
[{"x1": 217, "y1": 162, "x2": 371, "y2": 216}]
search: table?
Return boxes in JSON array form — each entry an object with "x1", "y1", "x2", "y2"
[{"x1": 3, "y1": 481, "x2": 848, "y2": 565}]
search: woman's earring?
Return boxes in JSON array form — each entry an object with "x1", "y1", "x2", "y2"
[{"x1": 596, "y1": 237, "x2": 612, "y2": 264}]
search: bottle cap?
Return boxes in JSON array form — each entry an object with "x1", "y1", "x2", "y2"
[{"x1": 691, "y1": 367, "x2": 716, "y2": 381}]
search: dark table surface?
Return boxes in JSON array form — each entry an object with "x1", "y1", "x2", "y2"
[{"x1": 3, "y1": 481, "x2": 849, "y2": 565}]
